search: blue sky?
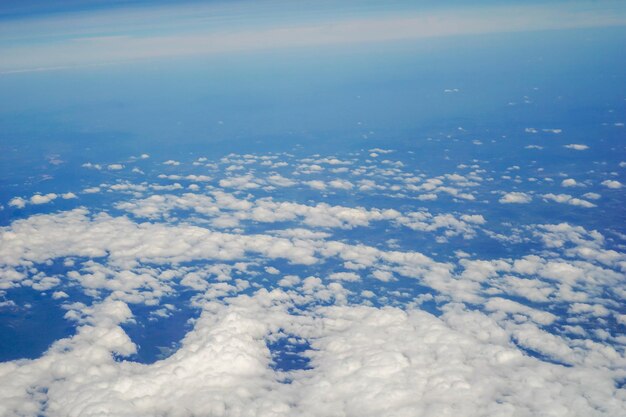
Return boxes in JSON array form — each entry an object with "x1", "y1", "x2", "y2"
[{"x1": 1, "y1": 0, "x2": 626, "y2": 73}]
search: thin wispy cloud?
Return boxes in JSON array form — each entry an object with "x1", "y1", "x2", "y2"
[{"x1": 1, "y1": 1, "x2": 626, "y2": 73}]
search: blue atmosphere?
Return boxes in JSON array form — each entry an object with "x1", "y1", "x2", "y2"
[{"x1": 0, "y1": 1, "x2": 625, "y2": 416}]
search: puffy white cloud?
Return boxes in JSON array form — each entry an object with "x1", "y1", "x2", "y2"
[
  {"x1": 460, "y1": 214, "x2": 486, "y2": 224},
  {"x1": 484, "y1": 297, "x2": 557, "y2": 325},
  {"x1": 2, "y1": 149, "x2": 626, "y2": 417},
  {"x1": 499, "y1": 192, "x2": 532, "y2": 204},
  {"x1": 601, "y1": 180, "x2": 622, "y2": 189},
  {"x1": 297, "y1": 304, "x2": 626, "y2": 416},
  {"x1": 278, "y1": 275, "x2": 300, "y2": 287},
  {"x1": 328, "y1": 271, "x2": 360, "y2": 281},
  {"x1": 304, "y1": 180, "x2": 326, "y2": 190},
  {"x1": 417, "y1": 193, "x2": 437, "y2": 201},
  {"x1": 328, "y1": 179, "x2": 353, "y2": 190},
  {"x1": 8, "y1": 197, "x2": 26, "y2": 208},
  {"x1": 9, "y1": 193, "x2": 68, "y2": 208},
  {"x1": 116, "y1": 191, "x2": 407, "y2": 230},
  {"x1": 564, "y1": 144, "x2": 589, "y2": 150},
  {"x1": 368, "y1": 148, "x2": 393, "y2": 154},
  {"x1": 2, "y1": 290, "x2": 624, "y2": 417},
  {"x1": 219, "y1": 174, "x2": 262, "y2": 189},
  {"x1": 51, "y1": 291, "x2": 69, "y2": 299},
  {"x1": 264, "y1": 266, "x2": 280, "y2": 275},
  {"x1": 371, "y1": 269, "x2": 394, "y2": 282},
  {"x1": 542, "y1": 193, "x2": 596, "y2": 208},
  {"x1": 396, "y1": 212, "x2": 484, "y2": 239},
  {"x1": 30, "y1": 193, "x2": 58, "y2": 205},
  {"x1": 266, "y1": 174, "x2": 296, "y2": 187},
  {"x1": 0, "y1": 208, "x2": 320, "y2": 270},
  {"x1": 82, "y1": 162, "x2": 102, "y2": 170},
  {"x1": 582, "y1": 192, "x2": 601, "y2": 200}
]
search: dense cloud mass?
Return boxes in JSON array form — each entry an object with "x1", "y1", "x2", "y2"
[{"x1": 1, "y1": 146, "x2": 625, "y2": 417}]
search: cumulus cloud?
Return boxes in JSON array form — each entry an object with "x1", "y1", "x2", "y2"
[
  {"x1": 219, "y1": 174, "x2": 262, "y2": 189},
  {"x1": 564, "y1": 144, "x2": 589, "y2": 150},
  {"x1": 328, "y1": 179, "x2": 353, "y2": 190},
  {"x1": 582, "y1": 192, "x2": 600, "y2": 200},
  {"x1": 8, "y1": 197, "x2": 26, "y2": 208},
  {"x1": 328, "y1": 271, "x2": 360, "y2": 281},
  {"x1": 542, "y1": 193, "x2": 596, "y2": 208},
  {"x1": 30, "y1": 193, "x2": 58, "y2": 205},
  {"x1": 499, "y1": 192, "x2": 532, "y2": 204},
  {"x1": 1, "y1": 290, "x2": 624, "y2": 417},
  {"x1": 601, "y1": 179, "x2": 622, "y2": 189},
  {"x1": 304, "y1": 180, "x2": 326, "y2": 190},
  {"x1": 561, "y1": 178, "x2": 578, "y2": 187},
  {"x1": 1, "y1": 148, "x2": 625, "y2": 417}
]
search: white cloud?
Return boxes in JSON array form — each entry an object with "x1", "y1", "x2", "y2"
[
  {"x1": 82, "y1": 162, "x2": 102, "y2": 170},
  {"x1": 582, "y1": 192, "x2": 600, "y2": 200},
  {"x1": 51, "y1": 291, "x2": 69, "y2": 299},
  {"x1": 267, "y1": 174, "x2": 296, "y2": 187},
  {"x1": 328, "y1": 272, "x2": 360, "y2": 281},
  {"x1": 371, "y1": 269, "x2": 394, "y2": 282},
  {"x1": 328, "y1": 179, "x2": 354, "y2": 190},
  {"x1": 396, "y1": 212, "x2": 484, "y2": 239},
  {"x1": 499, "y1": 192, "x2": 532, "y2": 204},
  {"x1": 416, "y1": 193, "x2": 437, "y2": 201},
  {"x1": 117, "y1": 191, "x2": 405, "y2": 230},
  {"x1": 2, "y1": 3, "x2": 626, "y2": 74},
  {"x1": 460, "y1": 214, "x2": 486, "y2": 225},
  {"x1": 304, "y1": 180, "x2": 326, "y2": 190},
  {"x1": 601, "y1": 180, "x2": 622, "y2": 189},
  {"x1": 542, "y1": 193, "x2": 596, "y2": 208},
  {"x1": 219, "y1": 174, "x2": 262, "y2": 189},
  {"x1": 2, "y1": 150, "x2": 626, "y2": 417},
  {"x1": 2, "y1": 290, "x2": 623, "y2": 417},
  {"x1": 8, "y1": 197, "x2": 26, "y2": 209},
  {"x1": 368, "y1": 148, "x2": 393, "y2": 154},
  {"x1": 30, "y1": 193, "x2": 58, "y2": 205},
  {"x1": 264, "y1": 266, "x2": 280, "y2": 275},
  {"x1": 564, "y1": 144, "x2": 589, "y2": 150},
  {"x1": 561, "y1": 178, "x2": 578, "y2": 187},
  {"x1": 278, "y1": 275, "x2": 300, "y2": 287}
]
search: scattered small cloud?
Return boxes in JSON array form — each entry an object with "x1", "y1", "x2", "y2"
[
  {"x1": 499, "y1": 192, "x2": 532, "y2": 204},
  {"x1": 564, "y1": 144, "x2": 589, "y2": 150},
  {"x1": 601, "y1": 179, "x2": 622, "y2": 189}
]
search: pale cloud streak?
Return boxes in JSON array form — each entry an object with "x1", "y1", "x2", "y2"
[{"x1": 1, "y1": 2, "x2": 626, "y2": 73}]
